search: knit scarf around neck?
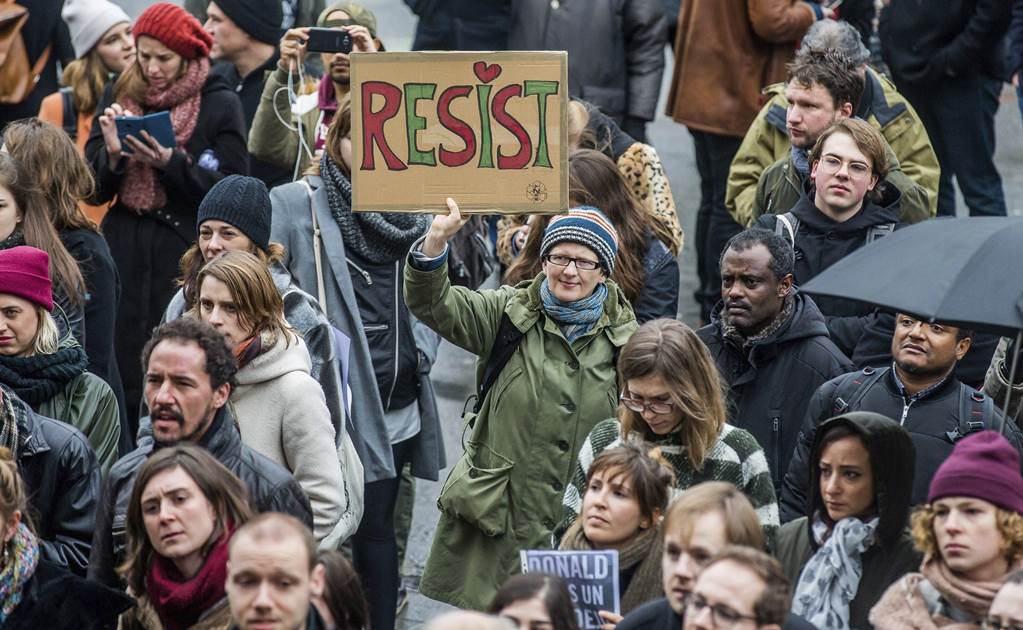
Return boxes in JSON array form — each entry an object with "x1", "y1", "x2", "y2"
[
  {"x1": 0, "y1": 389, "x2": 18, "y2": 454},
  {"x1": 540, "y1": 279, "x2": 607, "y2": 343},
  {"x1": 792, "y1": 514, "x2": 879, "y2": 630},
  {"x1": 722, "y1": 294, "x2": 794, "y2": 350},
  {"x1": 921, "y1": 556, "x2": 1008, "y2": 619},
  {"x1": 119, "y1": 57, "x2": 210, "y2": 211},
  {"x1": 146, "y1": 529, "x2": 233, "y2": 630},
  {"x1": 0, "y1": 230, "x2": 24, "y2": 251},
  {"x1": 320, "y1": 152, "x2": 429, "y2": 264},
  {"x1": 0, "y1": 341, "x2": 88, "y2": 406},
  {"x1": 0, "y1": 522, "x2": 39, "y2": 623}
]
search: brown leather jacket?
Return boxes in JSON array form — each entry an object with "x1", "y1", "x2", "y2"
[{"x1": 666, "y1": 0, "x2": 817, "y2": 137}]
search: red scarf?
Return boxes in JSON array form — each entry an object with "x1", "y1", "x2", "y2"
[
  {"x1": 146, "y1": 527, "x2": 232, "y2": 630},
  {"x1": 119, "y1": 57, "x2": 210, "y2": 212},
  {"x1": 233, "y1": 334, "x2": 263, "y2": 371}
]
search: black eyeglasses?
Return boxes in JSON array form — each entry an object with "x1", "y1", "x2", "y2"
[
  {"x1": 686, "y1": 594, "x2": 758, "y2": 628},
  {"x1": 543, "y1": 254, "x2": 600, "y2": 271},
  {"x1": 620, "y1": 392, "x2": 675, "y2": 415},
  {"x1": 984, "y1": 617, "x2": 1023, "y2": 630}
]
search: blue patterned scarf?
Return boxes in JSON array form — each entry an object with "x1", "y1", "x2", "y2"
[
  {"x1": 791, "y1": 146, "x2": 811, "y2": 176},
  {"x1": 539, "y1": 280, "x2": 607, "y2": 343},
  {"x1": 0, "y1": 522, "x2": 39, "y2": 623}
]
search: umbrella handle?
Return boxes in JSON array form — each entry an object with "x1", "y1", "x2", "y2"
[{"x1": 1002, "y1": 329, "x2": 1023, "y2": 434}]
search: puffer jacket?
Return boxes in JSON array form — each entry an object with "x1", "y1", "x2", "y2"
[
  {"x1": 781, "y1": 366, "x2": 1023, "y2": 522},
  {"x1": 232, "y1": 333, "x2": 346, "y2": 544},
  {"x1": 1, "y1": 384, "x2": 101, "y2": 577},
  {"x1": 87, "y1": 404, "x2": 313, "y2": 586},
  {"x1": 508, "y1": 0, "x2": 667, "y2": 124},
  {"x1": 405, "y1": 257, "x2": 637, "y2": 611},
  {"x1": 725, "y1": 68, "x2": 940, "y2": 227},
  {"x1": 775, "y1": 412, "x2": 922, "y2": 630},
  {"x1": 697, "y1": 290, "x2": 853, "y2": 490}
]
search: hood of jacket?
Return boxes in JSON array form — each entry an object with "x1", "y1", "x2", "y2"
[
  {"x1": 806, "y1": 411, "x2": 916, "y2": 549},
  {"x1": 236, "y1": 333, "x2": 311, "y2": 387},
  {"x1": 709, "y1": 288, "x2": 831, "y2": 357}
]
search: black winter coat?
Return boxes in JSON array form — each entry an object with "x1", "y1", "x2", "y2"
[
  {"x1": 880, "y1": 0, "x2": 1011, "y2": 83},
  {"x1": 634, "y1": 233, "x2": 679, "y2": 323},
  {"x1": 781, "y1": 367, "x2": 1023, "y2": 522},
  {"x1": 775, "y1": 412, "x2": 922, "y2": 630},
  {"x1": 3, "y1": 559, "x2": 133, "y2": 629},
  {"x1": 508, "y1": 0, "x2": 668, "y2": 124},
  {"x1": 697, "y1": 290, "x2": 854, "y2": 491},
  {"x1": 407, "y1": 0, "x2": 511, "y2": 51},
  {"x1": 87, "y1": 405, "x2": 312, "y2": 586},
  {"x1": 60, "y1": 228, "x2": 128, "y2": 454},
  {"x1": 85, "y1": 72, "x2": 248, "y2": 427},
  {"x1": 3, "y1": 385, "x2": 101, "y2": 577}
]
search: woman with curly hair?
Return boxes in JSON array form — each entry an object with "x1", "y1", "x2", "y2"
[{"x1": 871, "y1": 431, "x2": 1023, "y2": 628}]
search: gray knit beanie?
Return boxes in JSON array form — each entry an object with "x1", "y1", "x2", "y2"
[
  {"x1": 197, "y1": 175, "x2": 272, "y2": 253},
  {"x1": 62, "y1": 0, "x2": 132, "y2": 59}
]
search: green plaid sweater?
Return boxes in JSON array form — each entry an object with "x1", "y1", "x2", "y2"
[{"x1": 559, "y1": 418, "x2": 779, "y2": 543}]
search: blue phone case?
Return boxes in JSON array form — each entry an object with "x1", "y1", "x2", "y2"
[{"x1": 115, "y1": 111, "x2": 177, "y2": 149}]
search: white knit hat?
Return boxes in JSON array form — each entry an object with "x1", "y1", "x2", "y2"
[{"x1": 62, "y1": 0, "x2": 132, "y2": 59}]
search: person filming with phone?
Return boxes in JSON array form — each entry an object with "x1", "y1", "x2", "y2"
[
  {"x1": 249, "y1": 2, "x2": 378, "y2": 178},
  {"x1": 85, "y1": 2, "x2": 249, "y2": 432}
]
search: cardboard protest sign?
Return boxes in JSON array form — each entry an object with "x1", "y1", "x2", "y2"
[
  {"x1": 521, "y1": 549, "x2": 620, "y2": 629},
  {"x1": 351, "y1": 51, "x2": 568, "y2": 214}
]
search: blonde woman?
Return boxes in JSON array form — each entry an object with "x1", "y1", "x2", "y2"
[{"x1": 559, "y1": 318, "x2": 778, "y2": 541}]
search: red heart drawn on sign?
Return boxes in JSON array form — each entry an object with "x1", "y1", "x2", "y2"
[{"x1": 473, "y1": 61, "x2": 503, "y2": 84}]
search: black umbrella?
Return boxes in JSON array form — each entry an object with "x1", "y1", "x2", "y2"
[{"x1": 800, "y1": 216, "x2": 1023, "y2": 420}]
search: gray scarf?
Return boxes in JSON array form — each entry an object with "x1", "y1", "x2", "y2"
[
  {"x1": 792, "y1": 514, "x2": 879, "y2": 630},
  {"x1": 0, "y1": 387, "x2": 20, "y2": 453},
  {"x1": 722, "y1": 295, "x2": 794, "y2": 350},
  {"x1": 320, "y1": 152, "x2": 428, "y2": 264}
]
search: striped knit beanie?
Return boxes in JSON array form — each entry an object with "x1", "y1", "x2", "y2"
[{"x1": 540, "y1": 206, "x2": 619, "y2": 276}]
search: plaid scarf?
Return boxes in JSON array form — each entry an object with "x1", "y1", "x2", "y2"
[{"x1": 0, "y1": 522, "x2": 39, "y2": 623}]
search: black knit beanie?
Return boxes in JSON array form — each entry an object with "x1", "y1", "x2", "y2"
[
  {"x1": 197, "y1": 175, "x2": 272, "y2": 252},
  {"x1": 210, "y1": 0, "x2": 283, "y2": 45}
]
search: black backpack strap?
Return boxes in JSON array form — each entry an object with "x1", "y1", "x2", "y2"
[
  {"x1": 832, "y1": 366, "x2": 887, "y2": 416},
  {"x1": 951, "y1": 387, "x2": 994, "y2": 442},
  {"x1": 59, "y1": 87, "x2": 77, "y2": 142},
  {"x1": 865, "y1": 222, "x2": 896, "y2": 244},
  {"x1": 472, "y1": 312, "x2": 526, "y2": 414}
]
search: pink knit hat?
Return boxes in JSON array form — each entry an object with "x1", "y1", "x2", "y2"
[
  {"x1": 133, "y1": 3, "x2": 212, "y2": 60},
  {"x1": 928, "y1": 431, "x2": 1023, "y2": 515},
  {"x1": 0, "y1": 246, "x2": 53, "y2": 311}
]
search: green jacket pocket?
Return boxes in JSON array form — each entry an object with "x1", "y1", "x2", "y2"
[{"x1": 437, "y1": 439, "x2": 514, "y2": 537}]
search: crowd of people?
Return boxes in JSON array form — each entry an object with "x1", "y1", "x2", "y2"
[{"x1": 0, "y1": 0, "x2": 1021, "y2": 629}]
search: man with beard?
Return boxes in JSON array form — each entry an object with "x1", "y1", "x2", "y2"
[
  {"x1": 781, "y1": 313, "x2": 1023, "y2": 522},
  {"x1": 87, "y1": 318, "x2": 312, "y2": 587},
  {"x1": 697, "y1": 229, "x2": 852, "y2": 493},
  {"x1": 249, "y1": 1, "x2": 380, "y2": 178}
]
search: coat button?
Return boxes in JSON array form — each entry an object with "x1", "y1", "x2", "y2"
[
  {"x1": 556, "y1": 440, "x2": 569, "y2": 452},
  {"x1": 567, "y1": 361, "x2": 579, "y2": 370},
  {"x1": 562, "y1": 401, "x2": 576, "y2": 412},
  {"x1": 469, "y1": 469, "x2": 479, "y2": 479},
  {"x1": 552, "y1": 480, "x2": 563, "y2": 491},
  {"x1": 826, "y1": 231, "x2": 837, "y2": 240}
]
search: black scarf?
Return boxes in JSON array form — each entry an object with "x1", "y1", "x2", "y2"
[
  {"x1": 319, "y1": 152, "x2": 428, "y2": 264},
  {"x1": 0, "y1": 342, "x2": 88, "y2": 406},
  {"x1": 0, "y1": 230, "x2": 24, "y2": 251}
]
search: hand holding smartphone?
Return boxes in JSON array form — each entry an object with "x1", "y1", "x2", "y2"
[{"x1": 305, "y1": 28, "x2": 353, "y2": 53}]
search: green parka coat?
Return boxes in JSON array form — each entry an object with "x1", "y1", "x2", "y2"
[
  {"x1": 36, "y1": 370, "x2": 120, "y2": 476},
  {"x1": 404, "y1": 260, "x2": 637, "y2": 610}
]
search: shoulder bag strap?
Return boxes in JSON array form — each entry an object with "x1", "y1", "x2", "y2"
[{"x1": 299, "y1": 179, "x2": 327, "y2": 309}]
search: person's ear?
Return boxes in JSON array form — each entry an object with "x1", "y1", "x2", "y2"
[
  {"x1": 810, "y1": 160, "x2": 819, "y2": 183},
  {"x1": 778, "y1": 274, "x2": 793, "y2": 298},
  {"x1": 212, "y1": 382, "x2": 231, "y2": 409},
  {"x1": 4, "y1": 510, "x2": 21, "y2": 543},
  {"x1": 839, "y1": 102, "x2": 853, "y2": 118},
  {"x1": 309, "y1": 563, "x2": 326, "y2": 597},
  {"x1": 955, "y1": 336, "x2": 972, "y2": 361},
  {"x1": 867, "y1": 173, "x2": 879, "y2": 192}
]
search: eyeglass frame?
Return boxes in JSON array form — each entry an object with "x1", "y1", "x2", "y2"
[
  {"x1": 619, "y1": 391, "x2": 676, "y2": 415},
  {"x1": 542, "y1": 253, "x2": 602, "y2": 272},
  {"x1": 685, "y1": 593, "x2": 760, "y2": 628},
  {"x1": 815, "y1": 153, "x2": 873, "y2": 179},
  {"x1": 983, "y1": 616, "x2": 1023, "y2": 630}
]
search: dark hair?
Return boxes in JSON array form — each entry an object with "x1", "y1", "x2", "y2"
[
  {"x1": 787, "y1": 49, "x2": 864, "y2": 111},
  {"x1": 118, "y1": 445, "x2": 255, "y2": 595},
  {"x1": 720, "y1": 228, "x2": 794, "y2": 281},
  {"x1": 141, "y1": 318, "x2": 237, "y2": 390},
  {"x1": 487, "y1": 573, "x2": 580, "y2": 630},
  {"x1": 583, "y1": 443, "x2": 674, "y2": 523},
  {"x1": 176, "y1": 240, "x2": 286, "y2": 309},
  {"x1": 957, "y1": 328, "x2": 974, "y2": 341},
  {"x1": 705, "y1": 546, "x2": 791, "y2": 626},
  {"x1": 316, "y1": 550, "x2": 369, "y2": 630}
]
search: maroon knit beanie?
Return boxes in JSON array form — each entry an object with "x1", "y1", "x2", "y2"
[
  {"x1": 928, "y1": 431, "x2": 1023, "y2": 515},
  {"x1": 0, "y1": 246, "x2": 53, "y2": 311},
  {"x1": 133, "y1": 3, "x2": 212, "y2": 60}
]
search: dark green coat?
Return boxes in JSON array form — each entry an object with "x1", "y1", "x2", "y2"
[
  {"x1": 404, "y1": 262, "x2": 637, "y2": 610},
  {"x1": 37, "y1": 371, "x2": 120, "y2": 476}
]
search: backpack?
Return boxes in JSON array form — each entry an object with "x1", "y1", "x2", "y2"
[
  {"x1": 447, "y1": 215, "x2": 496, "y2": 290},
  {"x1": 830, "y1": 366, "x2": 998, "y2": 443},
  {"x1": 0, "y1": 0, "x2": 51, "y2": 105},
  {"x1": 774, "y1": 211, "x2": 895, "y2": 251}
]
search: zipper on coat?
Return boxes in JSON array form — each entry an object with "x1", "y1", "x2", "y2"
[
  {"x1": 771, "y1": 417, "x2": 781, "y2": 476},
  {"x1": 385, "y1": 260, "x2": 401, "y2": 410},
  {"x1": 900, "y1": 400, "x2": 913, "y2": 426},
  {"x1": 346, "y1": 258, "x2": 372, "y2": 285}
]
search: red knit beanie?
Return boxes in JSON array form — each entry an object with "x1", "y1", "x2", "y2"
[
  {"x1": 0, "y1": 246, "x2": 53, "y2": 312},
  {"x1": 133, "y1": 3, "x2": 212, "y2": 60},
  {"x1": 928, "y1": 431, "x2": 1023, "y2": 515}
]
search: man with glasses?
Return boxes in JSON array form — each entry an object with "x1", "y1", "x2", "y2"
[{"x1": 697, "y1": 228, "x2": 852, "y2": 491}]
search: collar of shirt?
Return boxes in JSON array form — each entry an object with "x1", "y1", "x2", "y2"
[{"x1": 890, "y1": 362, "x2": 951, "y2": 403}]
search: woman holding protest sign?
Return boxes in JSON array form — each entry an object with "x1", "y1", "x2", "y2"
[
  {"x1": 504, "y1": 149, "x2": 679, "y2": 323},
  {"x1": 559, "y1": 443, "x2": 674, "y2": 622},
  {"x1": 405, "y1": 199, "x2": 637, "y2": 609},
  {"x1": 85, "y1": 2, "x2": 247, "y2": 426},
  {"x1": 559, "y1": 318, "x2": 778, "y2": 544}
]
